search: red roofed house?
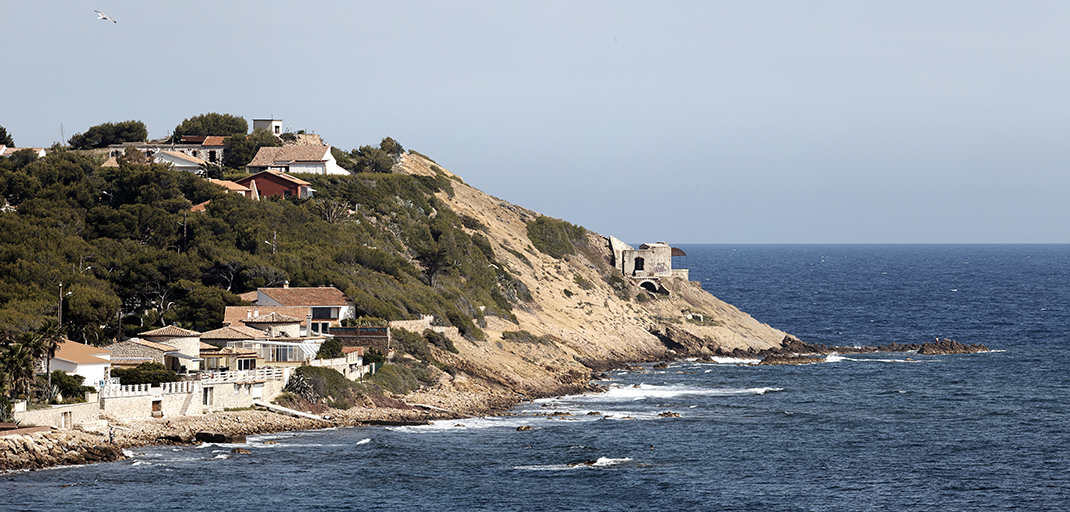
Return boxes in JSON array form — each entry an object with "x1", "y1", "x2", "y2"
[
  {"x1": 209, "y1": 178, "x2": 251, "y2": 198},
  {"x1": 245, "y1": 145, "x2": 348, "y2": 175},
  {"x1": 235, "y1": 170, "x2": 312, "y2": 199},
  {"x1": 256, "y1": 285, "x2": 354, "y2": 335}
]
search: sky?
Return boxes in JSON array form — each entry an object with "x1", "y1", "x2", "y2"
[{"x1": 2, "y1": 2, "x2": 1068, "y2": 243}]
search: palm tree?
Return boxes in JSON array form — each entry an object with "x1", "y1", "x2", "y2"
[
  {"x1": 32, "y1": 322, "x2": 66, "y2": 390},
  {"x1": 1, "y1": 341, "x2": 35, "y2": 400}
]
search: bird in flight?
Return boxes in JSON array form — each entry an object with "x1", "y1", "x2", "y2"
[{"x1": 95, "y1": 10, "x2": 117, "y2": 23}]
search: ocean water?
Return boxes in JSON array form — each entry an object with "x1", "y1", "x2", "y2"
[{"x1": 6, "y1": 245, "x2": 1069, "y2": 511}]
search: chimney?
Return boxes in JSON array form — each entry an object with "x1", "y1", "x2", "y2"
[
  {"x1": 283, "y1": 281, "x2": 290, "y2": 289},
  {"x1": 253, "y1": 309, "x2": 259, "y2": 318},
  {"x1": 246, "y1": 309, "x2": 252, "y2": 319}
]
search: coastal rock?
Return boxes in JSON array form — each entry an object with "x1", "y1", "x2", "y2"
[
  {"x1": 230, "y1": 448, "x2": 251, "y2": 454},
  {"x1": 516, "y1": 425, "x2": 535, "y2": 431},
  {"x1": 658, "y1": 412, "x2": 681, "y2": 418},
  {"x1": 195, "y1": 432, "x2": 247, "y2": 444},
  {"x1": 758, "y1": 355, "x2": 824, "y2": 365}
]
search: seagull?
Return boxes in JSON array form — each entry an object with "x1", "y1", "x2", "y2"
[{"x1": 95, "y1": 10, "x2": 117, "y2": 23}]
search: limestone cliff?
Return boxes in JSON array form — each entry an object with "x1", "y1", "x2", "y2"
[{"x1": 391, "y1": 153, "x2": 788, "y2": 397}]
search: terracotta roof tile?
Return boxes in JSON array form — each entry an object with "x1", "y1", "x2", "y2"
[
  {"x1": 209, "y1": 179, "x2": 250, "y2": 192},
  {"x1": 247, "y1": 146, "x2": 330, "y2": 167},
  {"x1": 236, "y1": 170, "x2": 311, "y2": 187},
  {"x1": 140, "y1": 325, "x2": 200, "y2": 337},
  {"x1": 248, "y1": 311, "x2": 302, "y2": 323},
  {"x1": 54, "y1": 340, "x2": 111, "y2": 365},
  {"x1": 130, "y1": 339, "x2": 179, "y2": 352},
  {"x1": 224, "y1": 306, "x2": 310, "y2": 327},
  {"x1": 259, "y1": 286, "x2": 350, "y2": 307},
  {"x1": 202, "y1": 136, "x2": 226, "y2": 146},
  {"x1": 201, "y1": 325, "x2": 267, "y2": 340}
]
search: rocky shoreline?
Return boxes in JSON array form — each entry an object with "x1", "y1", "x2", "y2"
[
  {"x1": 1, "y1": 388, "x2": 527, "y2": 473},
  {"x1": 2, "y1": 339, "x2": 989, "y2": 472}
]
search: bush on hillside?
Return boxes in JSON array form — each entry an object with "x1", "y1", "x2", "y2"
[{"x1": 526, "y1": 216, "x2": 587, "y2": 259}]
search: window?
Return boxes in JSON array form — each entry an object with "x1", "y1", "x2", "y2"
[
  {"x1": 634, "y1": 257, "x2": 645, "y2": 272},
  {"x1": 208, "y1": 150, "x2": 217, "y2": 162},
  {"x1": 312, "y1": 307, "x2": 337, "y2": 320}
]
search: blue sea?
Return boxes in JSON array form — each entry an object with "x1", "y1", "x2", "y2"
[{"x1": 6, "y1": 245, "x2": 1069, "y2": 511}]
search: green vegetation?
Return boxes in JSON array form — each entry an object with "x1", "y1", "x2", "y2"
[
  {"x1": 48, "y1": 370, "x2": 95, "y2": 403},
  {"x1": 222, "y1": 128, "x2": 282, "y2": 168},
  {"x1": 573, "y1": 275, "x2": 594, "y2": 291},
  {"x1": 285, "y1": 366, "x2": 368, "y2": 410},
  {"x1": 171, "y1": 113, "x2": 248, "y2": 141},
  {"x1": 335, "y1": 137, "x2": 405, "y2": 174},
  {"x1": 501, "y1": 330, "x2": 555, "y2": 346},
  {"x1": 0, "y1": 139, "x2": 523, "y2": 353},
  {"x1": 526, "y1": 215, "x2": 587, "y2": 259},
  {"x1": 0, "y1": 126, "x2": 13, "y2": 147},
  {"x1": 315, "y1": 337, "x2": 344, "y2": 359},
  {"x1": 68, "y1": 120, "x2": 148, "y2": 149},
  {"x1": 110, "y1": 362, "x2": 181, "y2": 385}
]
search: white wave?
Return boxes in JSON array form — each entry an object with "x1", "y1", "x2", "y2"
[
  {"x1": 355, "y1": 438, "x2": 371, "y2": 445},
  {"x1": 585, "y1": 383, "x2": 782, "y2": 402},
  {"x1": 212, "y1": 454, "x2": 230, "y2": 460},
  {"x1": 710, "y1": 357, "x2": 761, "y2": 365},
  {"x1": 749, "y1": 387, "x2": 784, "y2": 395},
  {"x1": 131, "y1": 460, "x2": 151, "y2": 466},
  {"x1": 826, "y1": 353, "x2": 934, "y2": 364},
  {"x1": 513, "y1": 457, "x2": 634, "y2": 471}
]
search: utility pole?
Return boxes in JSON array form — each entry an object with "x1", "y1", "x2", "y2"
[{"x1": 58, "y1": 282, "x2": 63, "y2": 326}]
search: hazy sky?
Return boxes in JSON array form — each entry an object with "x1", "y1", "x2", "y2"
[{"x1": 3, "y1": 2, "x2": 1068, "y2": 243}]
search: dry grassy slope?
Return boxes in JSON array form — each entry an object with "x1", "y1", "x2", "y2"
[{"x1": 393, "y1": 154, "x2": 789, "y2": 397}]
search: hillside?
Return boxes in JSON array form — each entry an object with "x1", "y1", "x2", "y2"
[
  {"x1": 386, "y1": 153, "x2": 789, "y2": 397},
  {"x1": 0, "y1": 146, "x2": 789, "y2": 406}
]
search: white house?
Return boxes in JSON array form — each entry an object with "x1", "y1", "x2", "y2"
[
  {"x1": 0, "y1": 146, "x2": 47, "y2": 158},
  {"x1": 154, "y1": 150, "x2": 208, "y2": 173},
  {"x1": 49, "y1": 340, "x2": 112, "y2": 387},
  {"x1": 246, "y1": 145, "x2": 347, "y2": 175},
  {"x1": 255, "y1": 285, "x2": 355, "y2": 335}
]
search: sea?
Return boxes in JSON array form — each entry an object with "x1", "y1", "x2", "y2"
[{"x1": 5, "y1": 245, "x2": 1069, "y2": 511}]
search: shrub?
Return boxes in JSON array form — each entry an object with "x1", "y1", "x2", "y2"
[
  {"x1": 50, "y1": 371, "x2": 94, "y2": 402},
  {"x1": 501, "y1": 330, "x2": 555, "y2": 346},
  {"x1": 316, "y1": 337, "x2": 344, "y2": 359},
  {"x1": 573, "y1": 275, "x2": 594, "y2": 290},
  {"x1": 526, "y1": 216, "x2": 586, "y2": 259},
  {"x1": 110, "y1": 362, "x2": 181, "y2": 385}
]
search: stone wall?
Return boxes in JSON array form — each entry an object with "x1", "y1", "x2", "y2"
[
  {"x1": 14, "y1": 401, "x2": 101, "y2": 430},
  {"x1": 109, "y1": 341, "x2": 165, "y2": 363},
  {"x1": 100, "y1": 381, "x2": 202, "y2": 420}
]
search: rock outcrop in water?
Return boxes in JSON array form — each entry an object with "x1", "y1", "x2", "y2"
[{"x1": 754, "y1": 337, "x2": 989, "y2": 365}]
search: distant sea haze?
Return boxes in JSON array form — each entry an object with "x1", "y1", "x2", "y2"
[{"x1": 7, "y1": 244, "x2": 1069, "y2": 511}]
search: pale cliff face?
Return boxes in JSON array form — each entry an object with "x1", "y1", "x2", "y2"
[{"x1": 391, "y1": 154, "x2": 787, "y2": 397}]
